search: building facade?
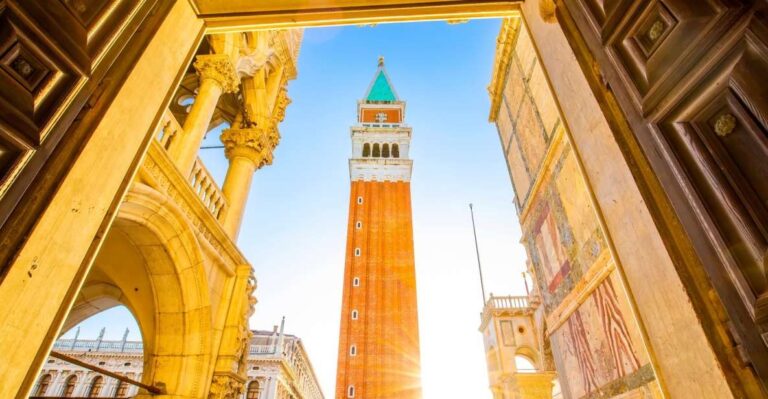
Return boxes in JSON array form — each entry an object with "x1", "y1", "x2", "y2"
[
  {"x1": 0, "y1": 1, "x2": 765, "y2": 398},
  {"x1": 479, "y1": 295, "x2": 559, "y2": 399},
  {"x1": 487, "y1": 17, "x2": 661, "y2": 399},
  {"x1": 334, "y1": 58, "x2": 422, "y2": 399},
  {"x1": 31, "y1": 325, "x2": 323, "y2": 399}
]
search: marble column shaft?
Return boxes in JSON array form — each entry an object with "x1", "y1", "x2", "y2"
[
  {"x1": 220, "y1": 124, "x2": 279, "y2": 240},
  {"x1": 172, "y1": 54, "x2": 239, "y2": 176}
]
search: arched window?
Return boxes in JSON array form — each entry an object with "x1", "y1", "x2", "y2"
[
  {"x1": 348, "y1": 385, "x2": 355, "y2": 398},
  {"x1": 351, "y1": 309, "x2": 358, "y2": 320},
  {"x1": 88, "y1": 376, "x2": 104, "y2": 397},
  {"x1": 114, "y1": 380, "x2": 128, "y2": 398},
  {"x1": 354, "y1": 248, "x2": 361, "y2": 256},
  {"x1": 63, "y1": 375, "x2": 78, "y2": 397},
  {"x1": 353, "y1": 277, "x2": 360, "y2": 287},
  {"x1": 382, "y1": 143, "x2": 390, "y2": 158},
  {"x1": 392, "y1": 143, "x2": 400, "y2": 158},
  {"x1": 350, "y1": 345, "x2": 357, "y2": 356},
  {"x1": 362, "y1": 143, "x2": 371, "y2": 157},
  {"x1": 247, "y1": 380, "x2": 260, "y2": 399},
  {"x1": 372, "y1": 143, "x2": 380, "y2": 157},
  {"x1": 35, "y1": 374, "x2": 52, "y2": 396}
]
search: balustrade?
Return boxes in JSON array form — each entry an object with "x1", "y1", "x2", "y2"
[
  {"x1": 249, "y1": 344, "x2": 277, "y2": 355},
  {"x1": 153, "y1": 110, "x2": 228, "y2": 222},
  {"x1": 486, "y1": 295, "x2": 529, "y2": 310},
  {"x1": 189, "y1": 158, "x2": 228, "y2": 221}
]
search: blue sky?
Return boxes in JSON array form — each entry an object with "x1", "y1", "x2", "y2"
[{"x1": 64, "y1": 19, "x2": 529, "y2": 398}]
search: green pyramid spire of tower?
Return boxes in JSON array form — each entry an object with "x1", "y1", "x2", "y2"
[{"x1": 365, "y1": 56, "x2": 398, "y2": 102}]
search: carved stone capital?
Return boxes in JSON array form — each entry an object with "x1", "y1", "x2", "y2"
[
  {"x1": 511, "y1": 372, "x2": 557, "y2": 399},
  {"x1": 220, "y1": 124, "x2": 280, "y2": 168},
  {"x1": 195, "y1": 54, "x2": 240, "y2": 94},
  {"x1": 208, "y1": 374, "x2": 245, "y2": 399}
]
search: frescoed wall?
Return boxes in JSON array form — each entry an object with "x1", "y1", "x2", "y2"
[{"x1": 490, "y1": 19, "x2": 662, "y2": 399}]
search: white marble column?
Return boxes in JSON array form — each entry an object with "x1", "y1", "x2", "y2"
[
  {"x1": 219, "y1": 121, "x2": 279, "y2": 240},
  {"x1": 169, "y1": 54, "x2": 239, "y2": 176}
]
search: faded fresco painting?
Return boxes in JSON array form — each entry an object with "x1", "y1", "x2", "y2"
[
  {"x1": 551, "y1": 274, "x2": 657, "y2": 398},
  {"x1": 494, "y1": 19, "x2": 662, "y2": 398},
  {"x1": 522, "y1": 147, "x2": 657, "y2": 398}
]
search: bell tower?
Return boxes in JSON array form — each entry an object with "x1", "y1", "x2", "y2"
[{"x1": 334, "y1": 57, "x2": 422, "y2": 399}]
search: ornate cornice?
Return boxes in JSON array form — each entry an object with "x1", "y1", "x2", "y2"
[
  {"x1": 195, "y1": 54, "x2": 240, "y2": 94},
  {"x1": 488, "y1": 17, "x2": 521, "y2": 122},
  {"x1": 220, "y1": 123, "x2": 280, "y2": 168}
]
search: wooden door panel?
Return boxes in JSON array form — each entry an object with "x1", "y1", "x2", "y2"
[
  {"x1": 664, "y1": 63, "x2": 768, "y2": 324},
  {"x1": 563, "y1": 0, "x2": 768, "y2": 392},
  {"x1": 0, "y1": 4, "x2": 80, "y2": 147}
]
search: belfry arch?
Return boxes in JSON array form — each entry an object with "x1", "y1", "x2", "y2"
[{"x1": 0, "y1": 1, "x2": 764, "y2": 398}]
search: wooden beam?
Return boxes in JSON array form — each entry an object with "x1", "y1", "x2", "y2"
[{"x1": 200, "y1": 0, "x2": 521, "y2": 33}]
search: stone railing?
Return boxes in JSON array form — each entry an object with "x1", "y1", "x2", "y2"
[
  {"x1": 249, "y1": 344, "x2": 277, "y2": 355},
  {"x1": 189, "y1": 158, "x2": 227, "y2": 221},
  {"x1": 486, "y1": 295, "x2": 529, "y2": 310},
  {"x1": 153, "y1": 110, "x2": 227, "y2": 222},
  {"x1": 53, "y1": 339, "x2": 143, "y2": 353},
  {"x1": 480, "y1": 295, "x2": 533, "y2": 331}
]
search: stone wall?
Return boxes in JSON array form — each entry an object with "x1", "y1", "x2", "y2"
[{"x1": 492, "y1": 20, "x2": 662, "y2": 399}]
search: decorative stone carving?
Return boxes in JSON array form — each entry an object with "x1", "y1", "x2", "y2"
[
  {"x1": 236, "y1": 47, "x2": 275, "y2": 77},
  {"x1": 194, "y1": 54, "x2": 240, "y2": 94},
  {"x1": 539, "y1": 0, "x2": 556, "y2": 24},
  {"x1": 208, "y1": 374, "x2": 244, "y2": 399},
  {"x1": 220, "y1": 124, "x2": 280, "y2": 168},
  {"x1": 236, "y1": 273, "x2": 257, "y2": 374},
  {"x1": 274, "y1": 88, "x2": 292, "y2": 122}
]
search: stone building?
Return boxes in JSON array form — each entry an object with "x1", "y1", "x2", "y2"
[
  {"x1": 486, "y1": 16, "x2": 660, "y2": 398},
  {"x1": 30, "y1": 324, "x2": 324, "y2": 399},
  {"x1": 485, "y1": 5, "x2": 766, "y2": 398},
  {"x1": 0, "y1": 1, "x2": 765, "y2": 398},
  {"x1": 479, "y1": 294, "x2": 559, "y2": 399},
  {"x1": 0, "y1": 19, "x2": 304, "y2": 398}
]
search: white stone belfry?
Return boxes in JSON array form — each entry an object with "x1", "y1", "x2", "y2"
[{"x1": 349, "y1": 58, "x2": 413, "y2": 182}]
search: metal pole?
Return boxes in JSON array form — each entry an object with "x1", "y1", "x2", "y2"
[
  {"x1": 522, "y1": 272, "x2": 530, "y2": 296},
  {"x1": 469, "y1": 203, "x2": 487, "y2": 305}
]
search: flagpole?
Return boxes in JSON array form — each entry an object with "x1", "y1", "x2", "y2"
[{"x1": 469, "y1": 203, "x2": 487, "y2": 305}]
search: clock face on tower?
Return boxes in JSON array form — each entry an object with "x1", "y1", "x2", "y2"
[{"x1": 359, "y1": 108, "x2": 402, "y2": 124}]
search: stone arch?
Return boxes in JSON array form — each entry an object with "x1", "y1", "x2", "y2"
[
  {"x1": 65, "y1": 183, "x2": 213, "y2": 398},
  {"x1": 515, "y1": 346, "x2": 540, "y2": 371}
]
